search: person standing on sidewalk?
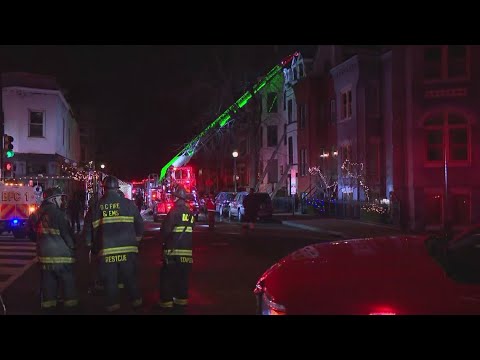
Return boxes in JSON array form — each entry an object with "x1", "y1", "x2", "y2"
[
  {"x1": 67, "y1": 192, "x2": 83, "y2": 233},
  {"x1": 155, "y1": 184, "x2": 195, "y2": 313},
  {"x1": 243, "y1": 188, "x2": 258, "y2": 230},
  {"x1": 84, "y1": 175, "x2": 144, "y2": 313},
  {"x1": 27, "y1": 187, "x2": 79, "y2": 314}
]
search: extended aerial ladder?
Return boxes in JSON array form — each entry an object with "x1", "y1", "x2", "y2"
[{"x1": 159, "y1": 52, "x2": 300, "y2": 184}]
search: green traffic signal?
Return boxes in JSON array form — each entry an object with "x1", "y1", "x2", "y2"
[{"x1": 6, "y1": 150, "x2": 14, "y2": 158}]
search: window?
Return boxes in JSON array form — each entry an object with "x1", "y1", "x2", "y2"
[
  {"x1": 284, "y1": 124, "x2": 287, "y2": 145},
  {"x1": 29, "y1": 111, "x2": 44, "y2": 137},
  {"x1": 259, "y1": 126, "x2": 263, "y2": 147},
  {"x1": 288, "y1": 99, "x2": 293, "y2": 123},
  {"x1": 298, "y1": 104, "x2": 306, "y2": 129},
  {"x1": 330, "y1": 99, "x2": 336, "y2": 123},
  {"x1": 283, "y1": 91, "x2": 286, "y2": 111},
  {"x1": 424, "y1": 45, "x2": 469, "y2": 81},
  {"x1": 424, "y1": 112, "x2": 470, "y2": 164},
  {"x1": 267, "y1": 92, "x2": 278, "y2": 113},
  {"x1": 300, "y1": 148, "x2": 307, "y2": 176},
  {"x1": 267, "y1": 126, "x2": 278, "y2": 147},
  {"x1": 280, "y1": 165, "x2": 284, "y2": 176},
  {"x1": 340, "y1": 89, "x2": 352, "y2": 120},
  {"x1": 288, "y1": 137, "x2": 293, "y2": 164}
]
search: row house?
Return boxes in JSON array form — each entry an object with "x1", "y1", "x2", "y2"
[
  {"x1": 390, "y1": 45, "x2": 480, "y2": 231},
  {"x1": 1, "y1": 72, "x2": 81, "y2": 195}
]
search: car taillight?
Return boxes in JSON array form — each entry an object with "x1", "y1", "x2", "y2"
[{"x1": 29, "y1": 205, "x2": 37, "y2": 214}]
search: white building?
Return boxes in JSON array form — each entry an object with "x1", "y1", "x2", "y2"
[{"x1": 1, "y1": 72, "x2": 81, "y2": 191}]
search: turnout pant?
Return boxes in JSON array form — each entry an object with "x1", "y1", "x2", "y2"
[
  {"x1": 98, "y1": 253, "x2": 142, "y2": 312},
  {"x1": 40, "y1": 263, "x2": 78, "y2": 310},
  {"x1": 159, "y1": 255, "x2": 192, "y2": 308}
]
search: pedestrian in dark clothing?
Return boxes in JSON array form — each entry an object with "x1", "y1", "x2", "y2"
[
  {"x1": 243, "y1": 188, "x2": 258, "y2": 230},
  {"x1": 156, "y1": 185, "x2": 195, "y2": 313},
  {"x1": 84, "y1": 176, "x2": 144, "y2": 313},
  {"x1": 135, "y1": 194, "x2": 144, "y2": 212},
  {"x1": 27, "y1": 187, "x2": 79, "y2": 314},
  {"x1": 68, "y1": 193, "x2": 82, "y2": 233}
]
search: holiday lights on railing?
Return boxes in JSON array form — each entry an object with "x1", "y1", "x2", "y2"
[{"x1": 309, "y1": 159, "x2": 388, "y2": 215}]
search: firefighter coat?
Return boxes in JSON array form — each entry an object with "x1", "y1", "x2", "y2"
[
  {"x1": 28, "y1": 201, "x2": 76, "y2": 264},
  {"x1": 84, "y1": 190, "x2": 144, "y2": 257},
  {"x1": 161, "y1": 199, "x2": 194, "y2": 256}
]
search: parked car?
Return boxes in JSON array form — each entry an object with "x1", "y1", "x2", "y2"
[
  {"x1": 228, "y1": 191, "x2": 248, "y2": 221},
  {"x1": 215, "y1": 192, "x2": 235, "y2": 217},
  {"x1": 254, "y1": 227, "x2": 480, "y2": 315}
]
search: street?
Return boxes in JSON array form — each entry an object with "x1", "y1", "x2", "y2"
[{"x1": 0, "y1": 214, "x2": 403, "y2": 315}]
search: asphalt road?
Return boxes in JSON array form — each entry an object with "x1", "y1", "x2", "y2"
[{"x1": 1, "y1": 215, "x2": 338, "y2": 315}]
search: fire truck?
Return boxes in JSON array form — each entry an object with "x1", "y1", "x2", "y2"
[
  {"x1": 0, "y1": 182, "x2": 38, "y2": 238},
  {"x1": 152, "y1": 165, "x2": 198, "y2": 223}
]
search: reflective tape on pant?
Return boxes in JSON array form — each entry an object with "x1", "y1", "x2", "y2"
[
  {"x1": 106, "y1": 304, "x2": 121, "y2": 312},
  {"x1": 64, "y1": 299, "x2": 79, "y2": 307},
  {"x1": 38, "y1": 257, "x2": 75, "y2": 264},
  {"x1": 41, "y1": 300, "x2": 57, "y2": 308},
  {"x1": 98, "y1": 246, "x2": 138, "y2": 256},
  {"x1": 158, "y1": 301, "x2": 174, "y2": 308},
  {"x1": 132, "y1": 298, "x2": 143, "y2": 307},
  {"x1": 174, "y1": 298, "x2": 188, "y2": 306},
  {"x1": 37, "y1": 228, "x2": 61, "y2": 235},
  {"x1": 172, "y1": 226, "x2": 192, "y2": 232},
  {"x1": 164, "y1": 249, "x2": 192, "y2": 256}
]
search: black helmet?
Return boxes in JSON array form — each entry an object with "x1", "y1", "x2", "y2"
[
  {"x1": 102, "y1": 176, "x2": 119, "y2": 189},
  {"x1": 172, "y1": 185, "x2": 187, "y2": 201},
  {"x1": 43, "y1": 187, "x2": 66, "y2": 201}
]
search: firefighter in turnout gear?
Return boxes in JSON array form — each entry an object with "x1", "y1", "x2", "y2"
[
  {"x1": 84, "y1": 175, "x2": 144, "y2": 313},
  {"x1": 27, "y1": 187, "x2": 79, "y2": 313},
  {"x1": 157, "y1": 184, "x2": 195, "y2": 313}
]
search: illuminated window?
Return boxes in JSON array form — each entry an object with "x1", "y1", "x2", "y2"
[
  {"x1": 29, "y1": 110, "x2": 44, "y2": 137},
  {"x1": 424, "y1": 112, "x2": 470, "y2": 164},
  {"x1": 424, "y1": 45, "x2": 469, "y2": 81}
]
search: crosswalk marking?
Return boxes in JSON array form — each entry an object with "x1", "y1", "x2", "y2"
[{"x1": 0, "y1": 237, "x2": 37, "y2": 294}]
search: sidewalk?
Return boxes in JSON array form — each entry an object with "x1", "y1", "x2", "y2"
[{"x1": 273, "y1": 213, "x2": 407, "y2": 239}]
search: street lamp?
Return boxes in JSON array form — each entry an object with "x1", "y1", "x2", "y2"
[
  {"x1": 100, "y1": 164, "x2": 106, "y2": 169},
  {"x1": 232, "y1": 150, "x2": 239, "y2": 193}
]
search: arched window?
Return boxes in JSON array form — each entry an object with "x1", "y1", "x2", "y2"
[{"x1": 424, "y1": 112, "x2": 470, "y2": 164}]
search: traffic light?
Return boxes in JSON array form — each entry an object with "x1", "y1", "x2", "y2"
[
  {"x1": 4, "y1": 161, "x2": 12, "y2": 178},
  {"x1": 3, "y1": 135, "x2": 14, "y2": 158}
]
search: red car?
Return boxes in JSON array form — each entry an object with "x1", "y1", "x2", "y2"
[{"x1": 254, "y1": 227, "x2": 480, "y2": 315}]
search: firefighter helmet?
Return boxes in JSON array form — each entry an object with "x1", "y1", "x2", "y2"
[
  {"x1": 102, "y1": 176, "x2": 119, "y2": 189},
  {"x1": 172, "y1": 185, "x2": 187, "y2": 201},
  {"x1": 43, "y1": 187, "x2": 66, "y2": 201}
]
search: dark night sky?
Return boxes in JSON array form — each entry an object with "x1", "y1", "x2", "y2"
[{"x1": 0, "y1": 45, "x2": 314, "y2": 180}]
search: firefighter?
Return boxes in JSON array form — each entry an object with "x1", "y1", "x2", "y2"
[
  {"x1": 84, "y1": 175, "x2": 144, "y2": 313},
  {"x1": 156, "y1": 184, "x2": 195, "y2": 313},
  {"x1": 205, "y1": 192, "x2": 215, "y2": 229},
  {"x1": 27, "y1": 187, "x2": 79, "y2": 314}
]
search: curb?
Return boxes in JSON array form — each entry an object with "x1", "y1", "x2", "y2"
[{"x1": 281, "y1": 221, "x2": 345, "y2": 238}]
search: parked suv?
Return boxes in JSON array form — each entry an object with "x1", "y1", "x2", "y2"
[{"x1": 215, "y1": 191, "x2": 235, "y2": 218}]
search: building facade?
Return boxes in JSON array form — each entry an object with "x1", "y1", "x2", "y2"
[{"x1": 1, "y1": 72, "x2": 81, "y2": 193}]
